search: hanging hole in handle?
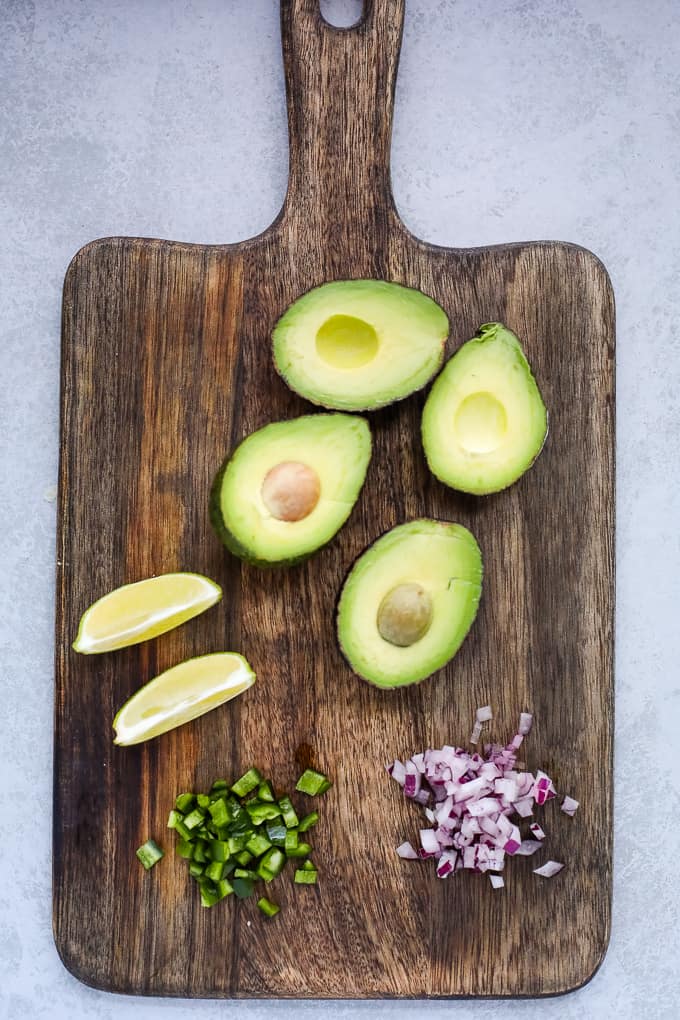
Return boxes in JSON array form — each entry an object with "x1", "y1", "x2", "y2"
[{"x1": 319, "y1": 0, "x2": 365, "y2": 28}]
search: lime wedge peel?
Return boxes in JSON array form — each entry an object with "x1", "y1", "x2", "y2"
[
  {"x1": 73, "y1": 573, "x2": 222, "y2": 654},
  {"x1": 113, "y1": 652, "x2": 255, "y2": 746}
]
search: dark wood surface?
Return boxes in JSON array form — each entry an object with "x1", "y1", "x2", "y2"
[{"x1": 54, "y1": 0, "x2": 614, "y2": 998}]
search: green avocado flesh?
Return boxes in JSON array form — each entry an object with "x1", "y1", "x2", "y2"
[
  {"x1": 337, "y1": 520, "x2": 483, "y2": 688},
  {"x1": 210, "y1": 414, "x2": 371, "y2": 566},
  {"x1": 272, "y1": 280, "x2": 449, "y2": 411},
  {"x1": 421, "y1": 322, "x2": 548, "y2": 496}
]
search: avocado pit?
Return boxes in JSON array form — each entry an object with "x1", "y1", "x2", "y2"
[
  {"x1": 377, "y1": 582, "x2": 433, "y2": 647},
  {"x1": 261, "y1": 461, "x2": 321, "y2": 522}
]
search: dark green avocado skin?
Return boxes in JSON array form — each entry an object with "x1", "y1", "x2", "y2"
[{"x1": 209, "y1": 453, "x2": 331, "y2": 570}]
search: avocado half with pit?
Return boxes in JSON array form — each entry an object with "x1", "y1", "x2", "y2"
[
  {"x1": 210, "y1": 414, "x2": 371, "y2": 567},
  {"x1": 422, "y1": 322, "x2": 548, "y2": 495},
  {"x1": 337, "y1": 519, "x2": 483, "y2": 688},
  {"x1": 272, "y1": 280, "x2": 449, "y2": 411}
]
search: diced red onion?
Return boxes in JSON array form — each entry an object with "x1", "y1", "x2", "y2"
[
  {"x1": 436, "y1": 850, "x2": 458, "y2": 878},
  {"x1": 419, "y1": 828, "x2": 440, "y2": 855},
  {"x1": 388, "y1": 708, "x2": 576, "y2": 890},
  {"x1": 513, "y1": 796, "x2": 533, "y2": 818},
  {"x1": 515, "y1": 839, "x2": 543, "y2": 856},
  {"x1": 503, "y1": 824, "x2": 521, "y2": 853},
  {"x1": 561, "y1": 795, "x2": 579, "y2": 817},
  {"x1": 469, "y1": 720, "x2": 483, "y2": 745},
  {"x1": 396, "y1": 841, "x2": 419, "y2": 859},
  {"x1": 533, "y1": 860, "x2": 564, "y2": 878},
  {"x1": 489, "y1": 874, "x2": 505, "y2": 889},
  {"x1": 518, "y1": 712, "x2": 533, "y2": 735}
]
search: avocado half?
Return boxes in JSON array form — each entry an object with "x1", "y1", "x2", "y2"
[
  {"x1": 210, "y1": 414, "x2": 371, "y2": 567},
  {"x1": 272, "y1": 280, "x2": 449, "y2": 411},
  {"x1": 337, "y1": 519, "x2": 483, "y2": 688},
  {"x1": 422, "y1": 322, "x2": 548, "y2": 495}
]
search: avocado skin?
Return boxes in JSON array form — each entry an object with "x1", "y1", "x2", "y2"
[{"x1": 209, "y1": 453, "x2": 321, "y2": 569}]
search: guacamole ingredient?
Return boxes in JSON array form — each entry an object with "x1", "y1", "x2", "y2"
[
  {"x1": 210, "y1": 414, "x2": 371, "y2": 567},
  {"x1": 257, "y1": 897, "x2": 280, "y2": 917},
  {"x1": 73, "y1": 572, "x2": 222, "y2": 654},
  {"x1": 421, "y1": 322, "x2": 548, "y2": 495},
  {"x1": 113, "y1": 652, "x2": 255, "y2": 745},
  {"x1": 167, "y1": 769, "x2": 329, "y2": 908},
  {"x1": 337, "y1": 519, "x2": 483, "y2": 688},
  {"x1": 533, "y1": 860, "x2": 565, "y2": 878},
  {"x1": 388, "y1": 710, "x2": 575, "y2": 887},
  {"x1": 136, "y1": 839, "x2": 164, "y2": 870},
  {"x1": 295, "y1": 768, "x2": 332, "y2": 796},
  {"x1": 273, "y1": 280, "x2": 448, "y2": 411}
]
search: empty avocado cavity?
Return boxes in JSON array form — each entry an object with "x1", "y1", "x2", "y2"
[
  {"x1": 421, "y1": 322, "x2": 548, "y2": 495},
  {"x1": 273, "y1": 280, "x2": 449, "y2": 411}
]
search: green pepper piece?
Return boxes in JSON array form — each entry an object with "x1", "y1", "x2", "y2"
[
  {"x1": 257, "y1": 897, "x2": 280, "y2": 917},
  {"x1": 295, "y1": 769, "x2": 332, "y2": 797},
  {"x1": 197, "y1": 793, "x2": 211, "y2": 809},
  {"x1": 298, "y1": 811, "x2": 319, "y2": 833},
  {"x1": 234, "y1": 868, "x2": 259, "y2": 881},
  {"x1": 278, "y1": 795, "x2": 299, "y2": 829},
  {"x1": 265, "y1": 821, "x2": 287, "y2": 846},
  {"x1": 227, "y1": 834, "x2": 249, "y2": 855},
  {"x1": 175, "y1": 792, "x2": 195, "y2": 813},
  {"x1": 294, "y1": 868, "x2": 318, "y2": 885},
  {"x1": 216, "y1": 878, "x2": 234, "y2": 899},
  {"x1": 136, "y1": 839, "x2": 164, "y2": 870},
  {"x1": 258, "y1": 847, "x2": 285, "y2": 880},
  {"x1": 284, "y1": 829, "x2": 299, "y2": 853},
  {"x1": 176, "y1": 839, "x2": 194, "y2": 860},
  {"x1": 192, "y1": 840, "x2": 209, "y2": 864},
  {"x1": 206, "y1": 840, "x2": 228, "y2": 862},
  {"x1": 246, "y1": 833, "x2": 273, "y2": 857},
  {"x1": 246, "y1": 802, "x2": 282, "y2": 824},
  {"x1": 205, "y1": 860, "x2": 225, "y2": 882},
  {"x1": 189, "y1": 861, "x2": 205, "y2": 879},
  {"x1": 231, "y1": 768, "x2": 262, "y2": 798},
  {"x1": 285, "y1": 842, "x2": 312, "y2": 858},
  {"x1": 183, "y1": 808, "x2": 205, "y2": 830},
  {"x1": 208, "y1": 798, "x2": 230, "y2": 827},
  {"x1": 199, "y1": 880, "x2": 220, "y2": 907},
  {"x1": 173, "y1": 819, "x2": 192, "y2": 841},
  {"x1": 257, "y1": 780, "x2": 275, "y2": 803},
  {"x1": 210, "y1": 779, "x2": 229, "y2": 793},
  {"x1": 232, "y1": 877, "x2": 255, "y2": 899}
]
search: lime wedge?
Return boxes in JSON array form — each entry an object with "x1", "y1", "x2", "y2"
[
  {"x1": 113, "y1": 652, "x2": 255, "y2": 745},
  {"x1": 73, "y1": 573, "x2": 222, "y2": 654}
]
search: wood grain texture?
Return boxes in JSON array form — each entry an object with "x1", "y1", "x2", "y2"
[{"x1": 53, "y1": 0, "x2": 614, "y2": 999}]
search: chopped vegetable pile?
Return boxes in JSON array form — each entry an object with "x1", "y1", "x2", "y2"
[
  {"x1": 164, "y1": 766, "x2": 330, "y2": 910},
  {"x1": 387, "y1": 709, "x2": 578, "y2": 888}
]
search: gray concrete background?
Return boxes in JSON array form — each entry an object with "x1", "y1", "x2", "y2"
[{"x1": 2, "y1": 0, "x2": 679, "y2": 1016}]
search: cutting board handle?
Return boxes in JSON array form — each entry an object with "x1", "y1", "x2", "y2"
[{"x1": 279, "y1": 0, "x2": 404, "y2": 234}]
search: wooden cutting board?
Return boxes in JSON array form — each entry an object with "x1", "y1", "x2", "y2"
[{"x1": 53, "y1": 0, "x2": 614, "y2": 999}]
